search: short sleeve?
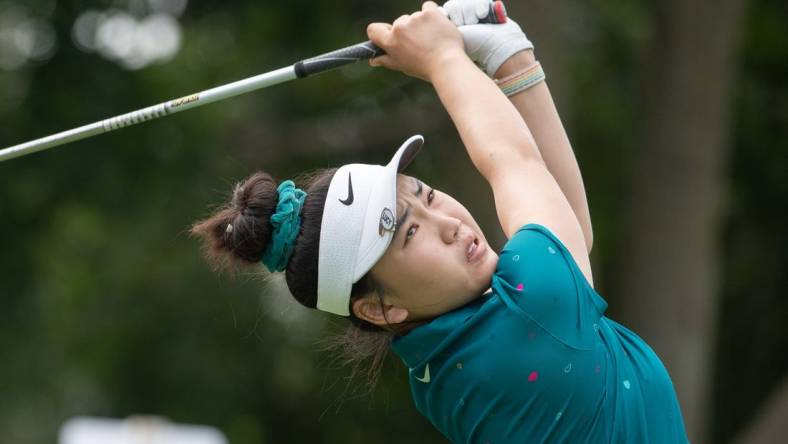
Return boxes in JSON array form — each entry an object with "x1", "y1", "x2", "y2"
[{"x1": 492, "y1": 224, "x2": 607, "y2": 349}]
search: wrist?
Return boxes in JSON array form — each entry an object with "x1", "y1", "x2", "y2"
[
  {"x1": 493, "y1": 49, "x2": 536, "y2": 79},
  {"x1": 427, "y1": 49, "x2": 472, "y2": 82}
]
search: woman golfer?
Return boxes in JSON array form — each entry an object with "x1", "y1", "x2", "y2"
[{"x1": 192, "y1": 1, "x2": 689, "y2": 442}]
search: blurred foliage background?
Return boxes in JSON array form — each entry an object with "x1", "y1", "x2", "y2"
[{"x1": 1, "y1": 0, "x2": 786, "y2": 443}]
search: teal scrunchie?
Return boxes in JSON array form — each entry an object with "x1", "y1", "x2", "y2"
[{"x1": 261, "y1": 180, "x2": 307, "y2": 272}]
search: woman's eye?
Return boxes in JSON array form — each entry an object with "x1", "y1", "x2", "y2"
[
  {"x1": 428, "y1": 189, "x2": 435, "y2": 204},
  {"x1": 406, "y1": 224, "x2": 418, "y2": 240}
]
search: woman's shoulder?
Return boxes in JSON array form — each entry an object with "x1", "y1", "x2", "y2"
[
  {"x1": 496, "y1": 223, "x2": 574, "y2": 279},
  {"x1": 491, "y1": 223, "x2": 608, "y2": 349}
]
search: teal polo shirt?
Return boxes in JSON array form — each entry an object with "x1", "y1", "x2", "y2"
[{"x1": 391, "y1": 224, "x2": 689, "y2": 443}]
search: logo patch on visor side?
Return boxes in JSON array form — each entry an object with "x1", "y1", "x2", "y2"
[{"x1": 378, "y1": 208, "x2": 395, "y2": 236}]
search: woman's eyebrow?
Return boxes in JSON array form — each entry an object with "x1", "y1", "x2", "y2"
[{"x1": 394, "y1": 179, "x2": 424, "y2": 239}]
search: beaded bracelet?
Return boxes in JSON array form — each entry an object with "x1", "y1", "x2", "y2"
[{"x1": 494, "y1": 61, "x2": 546, "y2": 97}]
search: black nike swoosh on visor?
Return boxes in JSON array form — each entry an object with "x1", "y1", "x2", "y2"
[{"x1": 339, "y1": 172, "x2": 354, "y2": 205}]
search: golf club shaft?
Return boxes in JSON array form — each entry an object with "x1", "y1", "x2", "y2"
[
  {"x1": 0, "y1": 66, "x2": 299, "y2": 162},
  {"x1": 0, "y1": 2, "x2": 507, "y2": 162}
]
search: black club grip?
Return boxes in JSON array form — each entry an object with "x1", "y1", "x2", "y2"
[
  {"x1": 294, "y1": 41, "x2": 385, "y2": 78},
  {"x1": 294, "y1": 1, "x2": 508, "y2": 78}
]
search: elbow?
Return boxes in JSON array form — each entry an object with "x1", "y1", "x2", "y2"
[{"x1": 514, "y1": 138, "x2": 545, "y2": 165}]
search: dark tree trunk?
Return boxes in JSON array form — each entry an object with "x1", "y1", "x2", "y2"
[{"x1": 617, "y1": 0, "x2": 746, "y2": 442}]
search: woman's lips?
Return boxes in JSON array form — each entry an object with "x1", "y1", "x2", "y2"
[{"x1": 466, "y1": 237, "x2": 486, "y2": 263}]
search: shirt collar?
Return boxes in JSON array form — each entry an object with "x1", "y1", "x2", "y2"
[{"x1": 391, "y1": 296, "x2": 487, "y2": 369}]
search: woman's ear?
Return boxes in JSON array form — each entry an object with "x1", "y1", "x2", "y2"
[{"x1": 352, "y1": 295, "x2": 409, "y2": 326}]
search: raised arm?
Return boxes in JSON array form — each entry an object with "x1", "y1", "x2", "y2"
[
  {"x1": 367, "y1": 2, "x2": 593, "y2": 283},
  {"x1": 495, "y1": 50, "x2": 594, "y2": 252},
  {"x1": 441, "y1": 0, "x2": 593, "y2": 252}
]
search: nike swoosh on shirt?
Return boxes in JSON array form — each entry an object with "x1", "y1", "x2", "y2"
[
  {"x1": 415, "y1": 363, "x2": 430, "y2": 383},
  {"x1": 338, "y1": 172, "x2": 354, "y2": 205}
]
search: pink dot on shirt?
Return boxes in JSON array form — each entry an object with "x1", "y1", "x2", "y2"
[
  {"x1": 516, "y1": 283, "x2": 524, "y2": 291},
  {"x1": 528, "y1": 371, "x2": 539, "y2": 382}
]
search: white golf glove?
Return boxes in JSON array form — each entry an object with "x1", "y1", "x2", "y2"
[{"x1": 443, "y1": 0, "x2": 533, "y2": 77}]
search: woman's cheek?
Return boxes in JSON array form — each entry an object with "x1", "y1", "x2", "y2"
[{"x1": 422, "y1": 240, "x2": 447, "y2": 265}]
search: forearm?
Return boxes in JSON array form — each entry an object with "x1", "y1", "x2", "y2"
[
  {"x1": 430, "y1": 53, "x2": 543, "y2": 180},
  {"x1": 495, "y1": 51, "x2": 594, "y2": 249}
]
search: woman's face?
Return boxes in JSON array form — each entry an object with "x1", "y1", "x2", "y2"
[{"x1": 361, "y1": 174, "x2": 499, "y2": 323}]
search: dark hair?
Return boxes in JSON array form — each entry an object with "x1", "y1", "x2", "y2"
[{"x1": 190, "y1": 168, "x2": 405, "y2": 390}]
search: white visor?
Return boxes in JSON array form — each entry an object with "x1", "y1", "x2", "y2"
[{"x1": 316, "y1": 135, "x2": 424, "y2": 316}]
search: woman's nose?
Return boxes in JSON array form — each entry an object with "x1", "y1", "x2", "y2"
[{"x1": 436, "y1": 213, "x2": 461, "y2": 244}]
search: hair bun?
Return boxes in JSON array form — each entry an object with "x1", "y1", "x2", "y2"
[
  {"x1": 191, "y1": 171, "x2": 280, "y2": 268},
  {"x1": 231, "y1": 183, "x2": 246, "y2": 210}
]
